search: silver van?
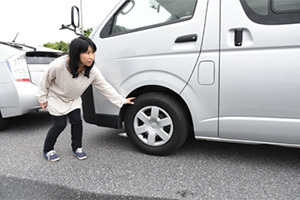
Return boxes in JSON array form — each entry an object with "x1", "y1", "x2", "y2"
[{"x1": 70, "y1": 0, "x2": 300, "y2": 155}]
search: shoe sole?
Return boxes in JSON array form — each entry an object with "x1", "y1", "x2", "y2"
[
  {"x1": 44, "y1": 157, "x2": 60, "y2": 162},
  {"x1": 49, "y1": 157, "x2": 60, "y2": 162},
  {"x1": 73, "y1": 154, "x2": 87, "y2": 160}
]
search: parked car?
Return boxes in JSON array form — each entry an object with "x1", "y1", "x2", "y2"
[
  {"x1": 0, "y1": 42, "x2": 62, "y2": 130},
  {"x1": 25, "y1": 46, "x2": 63, "y2": 85},
  {"x1": 65, "y1": 0, "x2": 300, "y2": 155}
]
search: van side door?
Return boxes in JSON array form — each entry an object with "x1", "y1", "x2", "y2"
[
  {"x1": 219, "y1": 0, "x2": 300, "y2": 145},
  {"x1": 91, "y1": 0, "x2": 208, "y2": 116}
]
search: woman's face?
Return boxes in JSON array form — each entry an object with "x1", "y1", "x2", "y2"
[{"x1": 79, "y1": 45, "x2": 95, "y2": 67}]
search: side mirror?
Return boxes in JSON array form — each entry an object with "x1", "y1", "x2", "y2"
[
  {"x1": 121, "y1": 0, "x2": 135, "y2": 15},
  {"x1": 60, "y1": 6, "x2": 82, "y2": 36},
  {"x1": 71, "y1": 6, "x2": 80, "y2": 28}
]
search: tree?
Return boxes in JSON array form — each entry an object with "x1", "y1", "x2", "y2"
[
  {"x1": 43, "y1": 41, "x2": 69, "y2": 52},
  {"x1": 43, "y1": 28, "x2": 93, "y2": 52},
  {"x1": 83, "y1": 28, "x2": 93, "y2": 37}
]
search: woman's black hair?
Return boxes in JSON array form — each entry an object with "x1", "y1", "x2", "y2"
[{"x1": 68, "y1": 35, "x2": 97, "y2": 78}]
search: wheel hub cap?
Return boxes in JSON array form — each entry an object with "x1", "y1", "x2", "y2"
[{"x1": 133, "y1": 106, "x2": 173, "y2": 146}]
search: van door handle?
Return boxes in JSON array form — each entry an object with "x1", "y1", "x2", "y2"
[
  {"x1": 175, "y1": 34, "x2": 198, "y2": 43},
  {"x1": 235, "y1": 28, "x2": 243, "y2": 46}
]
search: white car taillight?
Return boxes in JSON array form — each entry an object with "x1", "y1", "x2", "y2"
[{"x1": 6, "y1": 52, "x2": 31, "y2": 82}]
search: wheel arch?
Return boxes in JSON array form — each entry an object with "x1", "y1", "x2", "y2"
[{"x1": 120, "y1": 85, "x2": 194, "y2": 134}]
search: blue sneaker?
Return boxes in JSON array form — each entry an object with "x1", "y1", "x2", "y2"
[
  {"x1": 43, "y1": 150, "x2": 60, "y2": 162},
  {"x1": 73, "y1": 148, "x2": 87, "y2": 160}
]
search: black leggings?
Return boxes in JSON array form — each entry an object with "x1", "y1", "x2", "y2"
[{"x1": 43, "y1": 109, "x2": 83, "y2": 153}]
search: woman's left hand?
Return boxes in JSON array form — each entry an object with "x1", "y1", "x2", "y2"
[{"x1": 126, "y1": 97, "x2": 136, "y2": 105}]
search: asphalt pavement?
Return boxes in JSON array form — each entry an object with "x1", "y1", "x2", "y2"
[{"x1": 0, "y1": 110, "x2": 299, "y2": 200}]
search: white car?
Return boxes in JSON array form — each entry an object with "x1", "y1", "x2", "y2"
[
  {"x1": 0, "y1": 42, "x2": 62, "y2": 130},
  {"x1": 25, "y1": 46, "x2": 63, "y2": 85}
]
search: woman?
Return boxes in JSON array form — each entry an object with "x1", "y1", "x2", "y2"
[{"x1": 36, "y1": 36, "x2": 135, "y2": 162}]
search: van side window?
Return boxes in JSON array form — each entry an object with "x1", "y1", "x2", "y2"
[
  {"x1": 244, "y1": 0, "x2": 268, "y2": 15},
  {"x1": 104, "y1": 0, "x2": 197, "y2": 37},
  {"x1": 272, "y1": 0, "x2": 300, "y2": 13},
  {"x1": 240, "y1": 0, "x2": 300, "y2": 24}
]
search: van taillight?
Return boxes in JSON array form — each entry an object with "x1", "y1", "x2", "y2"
[{"x1": 6, "y1": 52, "x2": 31, "y2": 82}]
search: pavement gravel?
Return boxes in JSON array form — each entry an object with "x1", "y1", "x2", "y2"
[{"x1": 0, "y1": 111, "x2": 299, "y2": 200}]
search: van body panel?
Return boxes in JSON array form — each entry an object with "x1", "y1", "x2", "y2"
[
  {"x1": 181, "y1": 0, "x2": 220, "y2": 138},
  {"x1": 90, "y1": 0, "x2": 208, "y2": 115},
  {"x1": 80, "y1": 0, "x2": 300, "y2": 154},
  {"x1": 219, "y1": 0, "x2": 300, "y2": 143},
  {"x1": 219, "y1": 117, "x2": 300, "y2": 145}
]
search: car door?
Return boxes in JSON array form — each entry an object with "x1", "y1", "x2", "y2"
[
  {"x1": 219, "y1": 0, "x2": 300, "y2": 145},
  {"x1": 91, "y1": 0, "x2": 208, "y2": 115}
]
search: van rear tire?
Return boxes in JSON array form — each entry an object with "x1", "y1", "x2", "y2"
[{"x1": 124, "y1": 92, "x2": 188, "y2": 155}]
